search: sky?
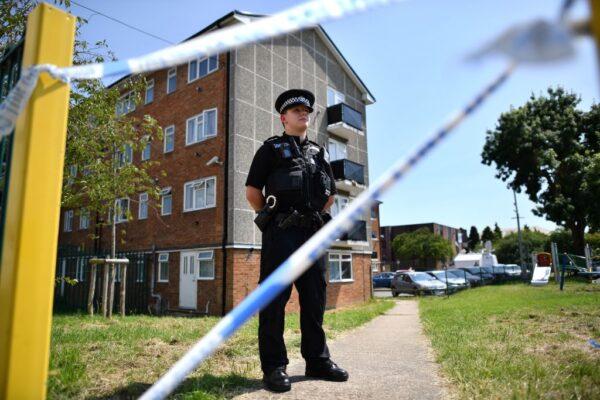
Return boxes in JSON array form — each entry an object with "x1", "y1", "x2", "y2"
[{"x1": 57, "y1": 0, "x2": 596, "y2": 234}]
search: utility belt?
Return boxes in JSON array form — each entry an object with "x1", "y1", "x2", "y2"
[{"x1": 274, "y1": 210, "x2": 328, "y2": 230}]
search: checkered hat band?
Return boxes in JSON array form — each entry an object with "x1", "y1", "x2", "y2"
[{"x1": 279, "y1": 96, "x2": 311, "y2": 113}]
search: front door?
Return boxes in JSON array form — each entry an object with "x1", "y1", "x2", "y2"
[{"x1": 179, "y1": 252, "x2": 197, "y2": 309}]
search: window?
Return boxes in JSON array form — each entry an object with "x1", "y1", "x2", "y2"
[
  {"x1": 115, "y1": 197, "x2": 130, "y2": 223},
  {"x1": 188, "y1": 54, "x2": 218, "y2": 82},
  {"x1": 64, "y1": 210, "x2": 73, "y2": 232},
  {"x1": 184, "y1": 177, "x2": 216, "y2": 211},
  {"x1": 371, "y1": 231, "x2": 377, "y2": 239},
  {"x1": 328, "y1": 138, "x2": 347, "y2": 161},
  {"x1": 116, "y1": 91, "x2": 135, "y2": 116},
  {"x1": 139, "y1": 193, "x2": 148, "y2": 220},
  {"x1": 164, "y1": 125, "x2": 174, "y2": 153},
  {"x1": 186, "y1": 109, "x2": 217, "y2": 145},
  {"x1": 327, "y1": 86, "x2": 345, "y2": 107},
  {"x1": 167, "y1": 67, "x2": 177, "y2": 94},
  {"x1": 135, "y1": 259, "x2": 145, "y2": 282},
  {"x1": 158, "y1": 253, "x2": 169, "y2": 282},
  {"x1": 328, "y1": 253, "x2": 353, "y2": 282},
  {"x1": 67, "y1": 165, "x2": 77, "y2": 185},
  {"x1": 79, "y1": 208, "x2": 90, "y2": 230},
  {"x1": 141, "y1": 138, "x2": 151, "y2": 161},
  {"x1": 331, "y1": 195, "x2": 349, "y2": 217},
  {"x1": 145, "y1": 79, "x2": 154, "y2": 104},
  {"x1": 371, "y1": 207, "x2": 377, "y2": 219},
  {"x1": 161, "y1": 187, "x2": 172, "y2": 215},
  {"x1": 116, "y1": 144, "x2": 133, "y2": 167},
  {"x1": 75, "y1": 258, "x2": 85, "y2": 282},
  {"x1": 197, "y1": 251, "x2": 215, "y2": 279}
]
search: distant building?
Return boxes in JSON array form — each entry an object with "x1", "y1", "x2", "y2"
[{"x1": 379, "y1": 223, "x2": 463, "y2": 271}]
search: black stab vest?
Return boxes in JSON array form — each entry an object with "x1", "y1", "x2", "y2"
[{"x1": 264, "y1": 135, "x2": 331, "y2": 212}]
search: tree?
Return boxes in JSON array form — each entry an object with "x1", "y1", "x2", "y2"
[
  {"x1": 481, "y1": 226, "x2": 494, "y2": 243},
  {"x1": 495, "y1": 230, "x2": 549, "y2": 264},
  {"x1": 467, "y1": 226, "x2": 480, "y2": 251},
  {"x1": 482, "y1": 87, "x2": 600, "y2": 254},
  {"x1": 392, "y1": 228, "x2": 453, "y2": 268},
  {"x1": 2, "y1": 1, "x2": 163, "y2": 317},
  {"x1": 493, "y1": 223, "x2": 502, "y2": 241}
]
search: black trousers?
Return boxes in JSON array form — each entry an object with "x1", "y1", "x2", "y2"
[{"x1": 258, "y1": 223, "x2": 330, "y2": 374}]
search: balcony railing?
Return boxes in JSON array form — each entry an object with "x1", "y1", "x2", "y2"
[
  {"x1": 330, "y1": 159, "x2": 365, "y2": 185},
  {"x1": 339, "y1": 220, "x2": 367, "y2": 242},
  {"x1": 327, "y1": 103, "x2": 363, "y2": 139}
]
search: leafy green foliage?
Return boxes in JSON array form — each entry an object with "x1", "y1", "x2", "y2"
[
  {"x1": 391, "y1": 227, "x2": 453, "y2": 264},
  {"x1": 482, "y1": 87, "x2": 600, "y2": 253},
  {"x1": 495, "y1": 230, "x2": 549, "y2": 264},
  {"x1": 480, "y1": 226, "x2": 494, "y2": 243},
  {"x1": 493, "y1": 222, "x2": 502, "y2": 240}
]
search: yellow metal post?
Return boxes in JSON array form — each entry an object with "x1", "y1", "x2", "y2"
[
  {"x1": 590, "y1": 0, "x2": 600, "y2": 87},
  {"x1": 0, "y1": 3, "x2": 75, "y2": 399}
]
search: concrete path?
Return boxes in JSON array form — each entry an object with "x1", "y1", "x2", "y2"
[{"x1": 233, "y1": 300, "x2": 448, "y2": 400}]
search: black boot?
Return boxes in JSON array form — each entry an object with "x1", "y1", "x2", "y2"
[
  {"x1": 305, "y1": 359, "x2": 349, "y2": 382},
  {"x1": 263, "y1": 366, "x2": 291, "y2": 392}
]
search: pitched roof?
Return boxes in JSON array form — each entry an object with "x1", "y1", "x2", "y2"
[{"x1": 111, "y1": 10, "x2": 375, "y2": 104}]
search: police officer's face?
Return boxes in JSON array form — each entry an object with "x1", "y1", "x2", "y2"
[{"x1": 281, "y1": 105, "x2": 310, "y2": 133}]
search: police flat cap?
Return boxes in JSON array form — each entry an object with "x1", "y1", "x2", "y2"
[{"x1": 275, "y1": 89, "x2": 315, "y2": 114}]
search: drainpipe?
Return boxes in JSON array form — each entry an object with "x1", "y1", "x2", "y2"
[{"x1": 221, "y1": 50, "x2": 231, "y2": 316}]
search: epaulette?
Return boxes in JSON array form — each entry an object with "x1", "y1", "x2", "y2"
[{"x1": 307, "y1": 139, "x2": 322, "y2": 148}]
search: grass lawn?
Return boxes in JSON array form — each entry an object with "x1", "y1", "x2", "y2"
[
  {"x1": 48, "y1": 298, "x2": 394, "y2": 399},
  {"x1": 420, "y1": 281, "x2": 600, "y2": 399}
]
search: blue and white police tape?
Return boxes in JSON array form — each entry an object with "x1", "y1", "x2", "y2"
[
  {"x1": 139, "y1": 62, "x2": 516, "y2": 400},
  {"x1": 0, "y1": 0, "x2": 400, "y2": 138}
]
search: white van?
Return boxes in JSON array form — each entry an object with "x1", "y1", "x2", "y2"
[{"x1": 453, "y1": 252, "x2": 498, "y2": 268}]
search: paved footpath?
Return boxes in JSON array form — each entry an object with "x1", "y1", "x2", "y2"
[{"x1": 233, "y1": 300, "x2": 448, "y2": 400}]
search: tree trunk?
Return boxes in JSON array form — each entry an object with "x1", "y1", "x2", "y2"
[
  {"x1": 119, "y1": 264, "x2": 127, "y2": 316},
  {"x1": 107, "y1": 264, "x2": 115, "y2": 318},
  {"x1": 87, "y1": 264, "x2": 96, "y2": 316},
  {"x1": 571, "y1": 220, "x2": 586, "y2": 255},
  {"x1": 101, "y1": 263, "x2": 109, "y2": 317}
]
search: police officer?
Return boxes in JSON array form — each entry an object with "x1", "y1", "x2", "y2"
[{"x1": 245, "y1": 89, "x2": 349, "y2": 392}]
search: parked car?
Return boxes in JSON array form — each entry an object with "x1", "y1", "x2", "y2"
[
  {"x1": 450, "y1": 268, "x2": 483, "y2": 286},
  {"x1": 502, "y1": 264, "x2": 522, "y2": 279},
  {"x1": 372, "y1": 272, "x2": 395, "y2": 288},
  {"x1": 391, "y1": 271, "x2": 447, "y2": 296},
  {"x1": 458, "y1": 267, "x2": 494, "y2": 284},
  {"x1": 427, "y1": 270, "x2": 470, "y2": 292}
]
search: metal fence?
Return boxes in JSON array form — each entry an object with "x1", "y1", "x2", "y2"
[
  {"x1": 0, "y1": 40, "x2": 25, "y2": 269},
  {"x1": 54, "y1": 248, "x2": 153, "y2": 314}
]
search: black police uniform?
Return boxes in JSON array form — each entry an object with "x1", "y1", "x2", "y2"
[{"x1": 246, "y1": 132, "x2": 336, "y2": 374}]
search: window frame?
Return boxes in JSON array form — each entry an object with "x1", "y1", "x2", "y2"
[
  {"x1": 331, "y1": 195, "x2": 350, "y2": 218},
  {"x1": 144, "y1": 79, "x2": 154, "y2": 104},
  {"x1": 75, "y1": 258, "x2": 86, "y2": 282},
  {"x1": 167, "y1": 67, "x2": 177, "y2": 94},
  {"x1": 138, "y1": 192, "x2": 148, "y2": 220},
  {"x1": 64, "y1": 210, "x2": 73, "y2": 232},
  {"x1": 183, "y1": 176, "x2": 216, "y2": 212},
  {"x1": 163, "y1": 125, "x2": 175, "y2": 153},
  {"x1": 79, "y1": 208, "x2": 90, "y2": 230},
  {"x1": 185, "y1": 108, "x2": 217, "y2": 145},
  {"x1": 141, "y1": 137, "x2": 151, "y2": 161},
  {"x1": 161, "y1": 187, "x2": 172, "y2": 216},
  {"x1": 115, "y1": 197, "x2": 130, "y2": 224},
  {"x1": 328, "y1": 137, "x2": 347, "y2": 161},
  {"x1": 157, "y1": 253, "x2": 169, "y2": 282},
  {"x1": 328, "y1": 252, "x2": 353, "y2": 283},
  {"x1": 327, "y1": 86, "x2": 345, "y2": 107},
  {"x1": 116, "y1": 90, "x2": 135, "y2": 116},
  {"x1": 135, "y1": 259, "x2": 145, "y2": 283},
  {"x1": 197, "y1": 250, "x2": 215, "y2": 280},
  {"x1": 188, "y1": 53, "x2": 219, "y2": 83}
]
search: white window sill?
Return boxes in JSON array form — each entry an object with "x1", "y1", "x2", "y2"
[
  {"x1": 157, "y1": 279, "x2": 169, "y2": 283},
  {"x1": 329, "y1": 279, "x2": 354, "y2": 283},
  {"x1": 197, "y1": 277, "x2": 215, "y2": 281},
  {"x1": 188, "y1": 67, "x2": 219, "y2": 84},
  {"x1": 183, "y1": 205, "x2": 216, "y2": 213}
]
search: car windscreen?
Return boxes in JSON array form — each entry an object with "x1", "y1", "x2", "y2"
[
  {"x1": 411, "y1": 272, "x2": 436, "y2": 281},
  {"x1": 446, "y1": 270, "x2": 465, "y2": 279}
]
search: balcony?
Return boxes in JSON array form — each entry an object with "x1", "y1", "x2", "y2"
[
  {"x1": 338, "y1": 220, "x2": 368, "y2": 243},
  {"x1": 327, "y1": 103, "x2": 364, "y2": 140},
  {"x1": 331, "y1": 159, "x2": 365, "y2": 195}
]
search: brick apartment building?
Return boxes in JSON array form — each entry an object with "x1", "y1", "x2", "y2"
[
  {"x1": 379, "y1": 223, "x2": 465, "y2": 271},
  {"x1": 58, "y1": 11, "x2": 379, "y2": 315}
]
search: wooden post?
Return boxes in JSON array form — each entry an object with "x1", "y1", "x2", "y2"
[
  {"x1": 87, "y1": 264, "x2": 96, "y2": 316},
  {"x1": 0, "y1": 4, "x2": 75, "y2": 398},
  {"x1": 119, "y1": 263, "x2": 127, "y2": 316},
  {"x1": 107, "y1": 264, "x2": 116, "y2": 318},
  {"x1": 101, "y1": 263, "x2": 109, "y2": 317}
]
